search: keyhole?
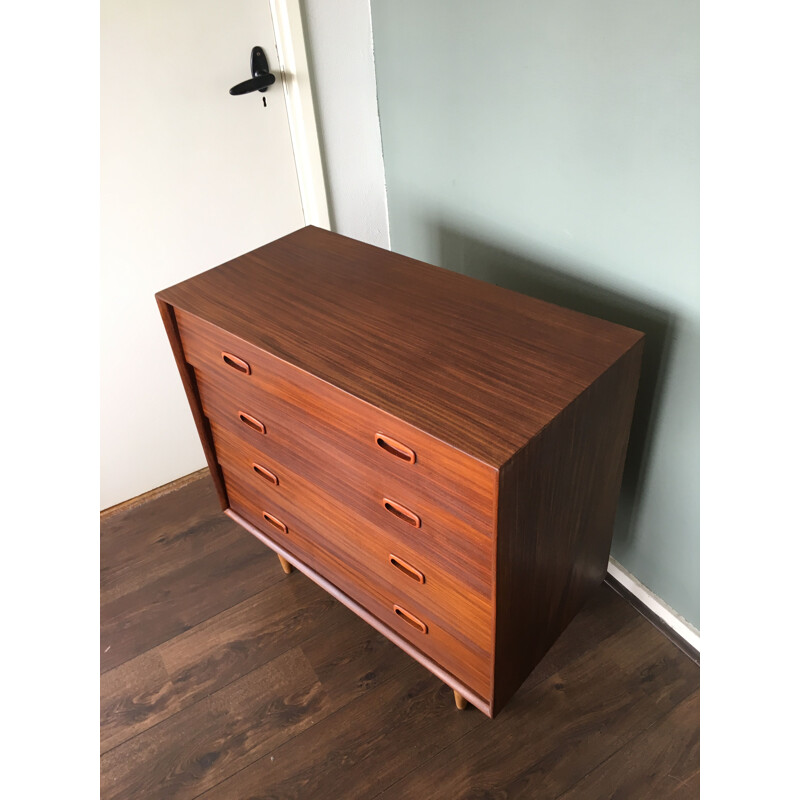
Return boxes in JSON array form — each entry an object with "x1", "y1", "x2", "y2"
[{"x1": 262, "y1": 97, "x2": 267, "y2": 107}]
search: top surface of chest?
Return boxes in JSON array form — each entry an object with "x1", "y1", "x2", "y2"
[{"x1": 157, "y1": 226, "x2": 643, "y2": 466}]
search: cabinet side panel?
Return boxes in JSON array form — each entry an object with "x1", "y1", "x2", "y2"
[
  {"x1": 156, "y1": 297, "x2": 229, "y2": 510},
  {"x1": 493, "y1": 339, "x2": 644, "y2": 713}
]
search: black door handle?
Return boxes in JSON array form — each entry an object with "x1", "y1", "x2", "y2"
[
  {"x1": 230, "y1": 46, "x2": 276, "y2": 96},
  {"x1": 230, "y1": 75, "x2": 275, "y2": 95}
]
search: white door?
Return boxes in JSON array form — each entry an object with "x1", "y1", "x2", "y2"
[{"x1": 101, "y1": 0, "x2": 314, "y2": 509}]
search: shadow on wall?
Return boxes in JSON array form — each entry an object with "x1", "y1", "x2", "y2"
[{"x1": 432, "y1": 223, "x2": 677, "y2": 548}]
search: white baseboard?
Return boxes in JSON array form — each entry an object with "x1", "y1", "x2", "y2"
[{"x1": 607, "y1": 557, "x2": 700, "y2": 654}]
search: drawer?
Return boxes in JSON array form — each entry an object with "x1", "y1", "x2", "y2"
[
  {"x1": 174, "y1": 307, "x2": 497, "y2": 537},
  {"x1": 224, "y1": 472, "x2": 492, "y2": 699},
  {"x1": 212, "y1": 422, "x2": 493, "y2": 652},
  {"x1": 198, "y1": 371, "x2": 494, "y2": 598}
]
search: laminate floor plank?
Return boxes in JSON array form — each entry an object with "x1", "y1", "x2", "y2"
[
  {"x1": 100, "y1": 476, "x2": 700, "y2": 799},
  {"x1": 376, "y1": 619, "x2": 699, "y2": 800},
  {"x1": 101, "y1": 477, "x2": 231, "y2": 600},
  {"x1": 100, "y1": 647, "x2": 325, "y2": 800},
  {"x1": 100, "y1": 608, "x2": 412, "y2": 800},
  {"x1": 556, "y1": 690, "x2": 700, "y2": 800},
  {"x1": 190, "y1": 575, "x2": 638, "y2": 800},
  {"x1": 197, "y1": 665, "x2": 477, "y2": 800},
  {"x1": 101, "y1": 529, "x2": 280, "y2": 672},
  {"x1": 101, "y1": 576, "x2": 340, "y2": 752}
]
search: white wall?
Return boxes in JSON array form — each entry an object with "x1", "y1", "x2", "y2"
[{"x1": 301, "y1": 0, "x2": 389, "y2": 248}]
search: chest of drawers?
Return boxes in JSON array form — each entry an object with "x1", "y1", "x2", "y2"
[{"x1": 156, "y1": 226, "x2": 644, "y2": 717}]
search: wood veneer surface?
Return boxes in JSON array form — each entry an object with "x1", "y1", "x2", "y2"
[{"x1": 157, "y1": 225, "x2": 643, "y2": 466}]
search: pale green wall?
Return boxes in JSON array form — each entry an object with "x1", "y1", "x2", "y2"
[{"x1": 371, "y1": 0, "x2": 699, "y2": 627}]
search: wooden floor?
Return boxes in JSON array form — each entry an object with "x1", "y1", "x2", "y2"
[{"x1": 100, "y1": 474, "x2": 700, "y2": 799}]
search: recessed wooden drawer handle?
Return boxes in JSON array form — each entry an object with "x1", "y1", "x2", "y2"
[
  {"x1": 389, "y1": 554, "x2": 425, "y2": 584},
  {"x1": 382, "y1": 498, "x2": 421, "y2": 528},
  {"x1": 238, "y1": 410, "x2": 266, "y2": 434},
  {"x1": 375, "y1": 433, "x2": 416, "y2": 464},
  {"x1": 221, "y1": 351, "x2": 251, "y2": 375},
  {"x1": 262, "y1": 510, "x2": 288, "y2": 535},
  {"x1": 393, "y1": 604, "x2": 428, "y2": 634},
  {"x1": 252, "y1": 462, "x2": 278, "y2": 485}
]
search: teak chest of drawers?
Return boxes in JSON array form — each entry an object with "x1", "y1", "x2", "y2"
[{"x1": 156, "y1": 226, "x2": 644, "y2": 718}]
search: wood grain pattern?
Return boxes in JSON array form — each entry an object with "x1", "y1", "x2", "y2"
[
  {"x1": 100, "y1": 531, "x2": 279, "y2": 674},
  {"x1": 100, "y1": 478, "x2": 279, "y2": 673},
  {"x1": 199, "y1": 670, "x2": 483, "y2": 800},
  {"x1": 196, "y1": 373, "x2": 495, "y2": 590},
  {"x1": 493, "y1": 339, "x2": 645, "y2": 712},
  {"x1": 100, "y1": 475, "x2": 699, "y2": 799},
  {"x1": 101, "y1": 577, "x2": 339, "y2": 752},
  {"x1": 155, "y1": 226, "x2": 645, "y2": 717},
  {"x1": 100, "y1": 476, "x2": 227, "y2": 604},
  {"x1": 177, "y1": 307, "x2": 497, "y2": 533},
  {"x1": 212, "y1": 420, "x2": 493, "y2": 635},
  {"x1": 102, "y1": 626, "x2": 411, "y2": 800},
  {"x1": 558, "y1": 690, "x2": 700, "y2": 799},
  {"x1": 156, "y1": 299, "x2": 228, "y2": 509},
  {"x1": 157, "y1": 225, "x2": 642, "y2": 466},
  {"x1": 101, "y1": 647, "x2": 327, "y2": 800}
]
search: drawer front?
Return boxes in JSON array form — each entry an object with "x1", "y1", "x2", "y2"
[
  {"x1": 212, "y1": 422, "x2": 493, "y2": 652},
  {"x1": 174, "y1": 307, "x2": 497, "y2": 537},
  {"x1": 224, "y1": 473, "x2": 492, "y2": 699},
  {"x1": 197, "y1": 370, "x2": 494, "y2": 598}
]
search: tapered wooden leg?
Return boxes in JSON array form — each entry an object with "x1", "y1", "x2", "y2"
[
  {"x1": 277, "y1": 554, "x2": 293, "y2": 574},
  {"x1": 454, "y1": 690, "x2": 468, "y2": 710}
]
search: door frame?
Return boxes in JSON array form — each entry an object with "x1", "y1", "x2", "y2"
[{"x1": 270, "y1": 0, "x2": 330, "y2": 228}]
